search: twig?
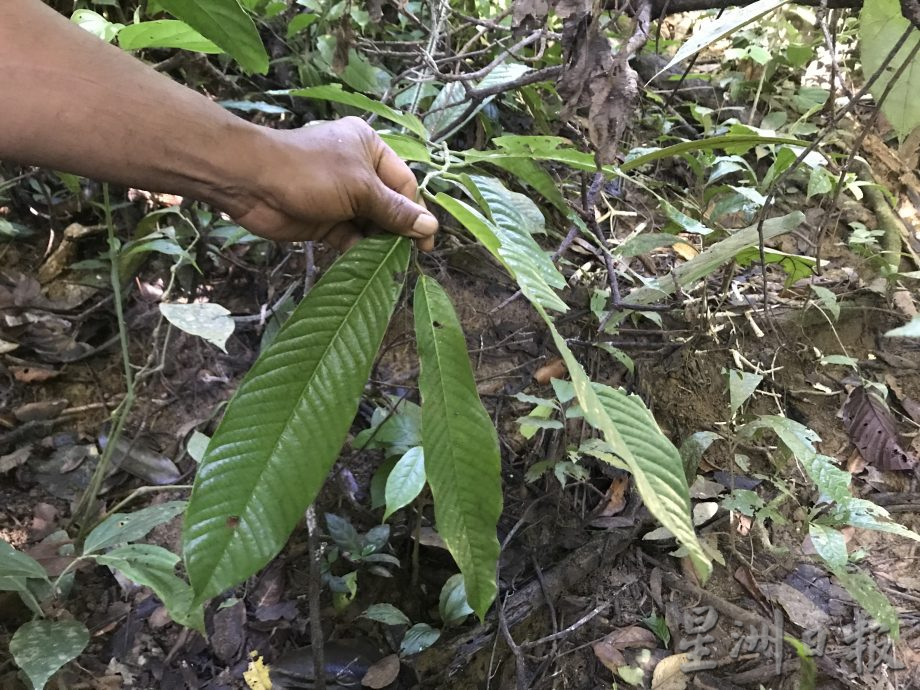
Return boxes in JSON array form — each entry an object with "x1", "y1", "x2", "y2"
[{"x1": 306, "y1": 505, "x2": 326, "y2": 690}]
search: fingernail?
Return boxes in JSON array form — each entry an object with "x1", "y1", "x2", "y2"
[{"x1": 412, "y1": 213, "x2": 438, "y2": 235}]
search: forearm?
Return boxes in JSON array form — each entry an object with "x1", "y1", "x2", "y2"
[{"x1": 0, "y1": 0, "x2": 265, "y2": 216}]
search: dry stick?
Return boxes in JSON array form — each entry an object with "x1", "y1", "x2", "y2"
[
  {"x1": 814, "y1": 37, "x2": 920, "y2": 270},
  {"x1": 751, "y1": 25, "x2": 919, "y2": 316},
  {"x1": 430, "y1": 66, "x2": 562, "y2": 142}
]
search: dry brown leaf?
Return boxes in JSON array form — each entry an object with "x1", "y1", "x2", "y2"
[
  {"x1": 599, "y1": 475, "x2": 629, "y2": 516},
  {"x1": 362, "y1": 654, "x2": 400, "y2": 689},
  {"x1": 842, "y1": 386, "x2": 918, "y2": 471},
  {"x1": 592, "y1": 626, "x2": 657, "y2": 672},
  {"x1": 534, "y1": 357, "x2": 567, "y2": 385},
  {"x1": 672, "y1": 242, "x2": 698, "y2": 260},
  {"x1": 650, "y1": 653, "x2": 691, "y2": 689}
]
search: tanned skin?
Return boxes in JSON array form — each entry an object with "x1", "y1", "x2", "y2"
[{"x1": 0, "y1": 1, "x2": 438, "y2": 251}]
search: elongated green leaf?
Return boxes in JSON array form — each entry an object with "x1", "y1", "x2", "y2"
[
  {"x1": 614, "y1": 211, "x2": 804, "y2": 320},
  {"x1": 384, "y1": 447, "x2": 426, "y2": 521},
  {"x1": 184, "y1": 236, "x2": 409, "y2": 604},
  {"x1": 468, "y1": 156, "x2": 569, "y2": 215},
  {"x1": 288, "y1": 85, "x2": 428, "y2": 139},
  {"x1": 83, "y1": 501, "x2": 187, "y2": 555},
  {"x1": 830, "y1": 566, "x2": 900, "y2": 639},
  {"x1": 654, "y1": 0, "x2": 790, "y2": 78},
  {"x1": 118, "y1": 20, "x2": 221, "y2": 53},
  {"x1": 156, "y1": 0, "x2": 268, "y2": 74},
  {"x1": 537, "y1": 311, "x2": 710, "y2": 580},
  {"x1": 466, "y1": 134, "x2": 810, "y2": 175},
  {"x1": 432, "y1": 193, "x2": 568, "y2": 312},
  {"x1": 859, "y1": 0, "x2": 920, "y2": 139},
  {"x1": 96, "y1": 544, "x2": 204, "y2": 631},
  {"x1": 414, "y1": 276, "x2": 502, "y2": 620},
  {"x1": 10, "y1": 620, "x2": 89, "y2": 690},
  {"x1": 0, "y1": 540, "x2": 49, "y2": 581}
]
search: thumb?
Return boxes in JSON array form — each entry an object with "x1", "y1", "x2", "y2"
[{"x1": 364, "y1": 182, "x2": 439, "y2": 240}]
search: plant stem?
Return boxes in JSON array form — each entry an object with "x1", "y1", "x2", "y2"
[{"x1": 71, "y1": 185, "x2": 137, "y2": 535}]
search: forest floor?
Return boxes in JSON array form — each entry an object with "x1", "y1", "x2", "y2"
[{"x1": 2, "y1": 148, "x2": 920, "y2": 690}]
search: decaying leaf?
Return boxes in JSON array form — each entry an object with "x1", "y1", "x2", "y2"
[
  {"x1": 842, "y1": 386, "x2": 918, "y2": 471},
  {"x1": 592, "y1": 625, "x2": 657, "y2": 672}
]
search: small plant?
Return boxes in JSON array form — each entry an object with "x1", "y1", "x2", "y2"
[{"x1": 1, "y1": 503, "x2": 197, "y2": 689}]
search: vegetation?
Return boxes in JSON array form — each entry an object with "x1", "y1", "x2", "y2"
[{"x1": 1, "y1": 0, "x2": 919, "y2": 687}]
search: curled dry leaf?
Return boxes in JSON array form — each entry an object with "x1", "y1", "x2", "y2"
[
  {"x1": 842, "y1": 386, "x2": 918, "y2": 471},
  {"x1": 592, "y1": 625, "x2": 657, "y2": 672},
  {"x1": 534, "y1": 357, "x2": 567, "y2": 385}
]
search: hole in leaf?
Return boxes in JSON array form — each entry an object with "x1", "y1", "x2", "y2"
[{"x1": 433, "y1": 321, "x2": 443, "y2": 328}]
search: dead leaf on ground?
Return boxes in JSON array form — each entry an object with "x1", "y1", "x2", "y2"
[
  {"x1": 650, "y1": 653, "x2": 691, "y2": 689},
  {"x1": 598, "y1": 475, "x2": 629, "y2": 516},
  {"x1": 534, "y1": 357, "x2": 567, "y2": 384},
  {"x1": 362, "y1": 653, "x2": 400, "y2": 689},
  {"x1": 0, "y1": 445, "x2": 30, "y2": 473},
  {"x1": 842, "y1": 386, "x2": 918, "y2": 471},
  {"x1": 592, "y1": 626, "x2": 657, "y2": 672},
  {"x1": 10, "y1": 363, "x2": 60, "y2": 383},
  {"x1": 758, "y1": 582, "x2": 831, "y2": 630}
]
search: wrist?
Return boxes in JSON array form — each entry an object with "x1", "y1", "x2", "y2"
[{"x1": 198, "y1": 118, "x2": 280, "y2": 220}]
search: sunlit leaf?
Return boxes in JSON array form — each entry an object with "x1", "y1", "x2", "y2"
[{"x1": 10, "y1": 620, "x2": 89, "y2": 690}]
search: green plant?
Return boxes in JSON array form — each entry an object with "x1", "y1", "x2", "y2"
[
  {"x1": 688, "y1": 369, "x2": 920, "y2": 640},
  {"x1": 1, "y1": 503, "x2": 197, "y2": 689}
]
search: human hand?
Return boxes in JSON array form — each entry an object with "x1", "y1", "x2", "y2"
[{"x1": 224, "y1": 117, "x2": 437, "y2": 251}]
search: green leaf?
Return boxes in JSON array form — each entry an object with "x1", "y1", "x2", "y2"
[
  {"x1": 71, "y1": 10, "x2": 124, "y2": 43},
  {"x1": 183, "y1": 236, "x2": 409, "y2": 604},
  {"x1": 400, "y1": 623, "x2": 441, "y2": 655},
  {"x1": 288, "y1": 85, "x2": 428, "y2": 139},
  {"x1": 468, "y1": 156, "x2": 569, "y2": 215},
  {"x1": 414, "y1": 276, "x2": 502, "y2": 620},
  {"x1": 379, "y1": 133, "x2": 431, "y2": 164},
  {"x1": 83, "y1": 501, "x2": 187, "y2": 555},
  {"x1": 155, "y1": 0, "x2": 268, "y2": 74},
  {"x1": 830, "y1": 565, "x2": 900, "y2": 639},
  {"x1": 10, "y1": 620, "x2": 89, "y2": 690},
  {"x1": 859, "y1": 0, "x2": 920, "y2": 139},
  {"x1": 362, "y1": 602, "x2": 411, "y2": 626},
  {"x1": 810, "y1": 285, "x2": 840, "y2": 320},
  {"x1": 187, "y1": 430, "x2": 211, "y2": 463},
  {"x1": 383, "y1": 447, "x2": 426, "y2": 521},
  {"x1": 432, "y1": 193, "x2": 568, "y2": 312},
  {"x1": 615, "y1": 233, "x2": 681, "y2": 258},
  {"x1": 439, "y1": 573, "x2": 474, "y2": 625},
  {"x1": 159, "y1": 302, "x2": 235, "y2": 352},
  {"x1": 95, "y1": 544, "x2": 204, "y2": 631},
  {"x1": 726, "y1": 368, "x2": 763, "y2": 417},
  {"x1": 0, "y1": 541, "x2": 49, "y2": 581},
  {"x1": 540, "y1": 310, "x2": 710, "y2": 579},
  {"x1": 118, "y1": 20, "x2": 221, "y2": 53},
  {"x1": 654, "y1": 0, "x2": 791, "y2": 77},
  {"x1": 613, "y1": 212, "x2": 804, "y2": 321}
]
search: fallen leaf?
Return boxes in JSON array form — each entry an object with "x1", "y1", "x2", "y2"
[
  {"x1": 534, "y1": 357, "x2": 567, "y2": 385},
  {"x1": 842, "y1": 386, "x2": 918, "y2": 470},
  {"x1": 362, "y1": 654, "x2": 400, "y2": 689},
  {"x1": 650, "y1": 653, "x2": 691, "y2": 689}
]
